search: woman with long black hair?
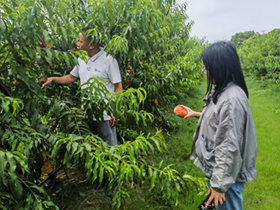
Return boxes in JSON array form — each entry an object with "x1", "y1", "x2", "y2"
[{"x1": 180, "y1": 41, "x2": 257, "y2": 209}]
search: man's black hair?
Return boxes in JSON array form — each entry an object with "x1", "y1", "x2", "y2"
[
  {"x1": 201, "y1": 41, "x2": 248, "y2": 104},
  {"x1": 81, "y1": 27, "x2": 99, "y2": 46}
]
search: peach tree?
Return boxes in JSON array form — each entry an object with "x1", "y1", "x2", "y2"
[
  {"x1": 0, "y1": 0, "x2": 206, "y2": 209},
  {"x1": 238, "y1": 29, "x2": 280, "y2": 83}
]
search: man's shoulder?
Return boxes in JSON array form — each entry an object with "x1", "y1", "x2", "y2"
[
  {"x1": 99, "y1": 52, "x2": 119, "y2": 69},
  {"x1": 102, "y1": 52, "x2": 115, "y2": 62},
  {"x1": 77, "y1": 57, "x2": 86, "y2": 65}
]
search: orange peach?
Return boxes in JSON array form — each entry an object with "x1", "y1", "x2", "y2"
[{"x1": 174, "y1": 106, "x2": 188, "y2": 117}]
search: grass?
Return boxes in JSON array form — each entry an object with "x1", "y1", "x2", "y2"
[{"x1": 242, "y1": 77, "x2": 280, "y2": 210}]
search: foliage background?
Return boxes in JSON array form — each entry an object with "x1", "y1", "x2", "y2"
[
  {"x1": 230, "y1": 30, "x2": 255, "y2": 48},
  {"x1": 0, "y1": 0, "x2": 207, "y2": 209},
  {"x1": 237, "y1": 29, "x2": 280, "y2": 84}
]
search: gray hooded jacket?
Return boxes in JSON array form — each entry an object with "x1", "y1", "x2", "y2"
[{"x1": 191, "y1": 82, "x2": 257, "y2": 193}]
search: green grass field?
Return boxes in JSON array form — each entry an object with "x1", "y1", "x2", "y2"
[{"x1": 242, "y1": 78, "x2": 280, "y2": 210}]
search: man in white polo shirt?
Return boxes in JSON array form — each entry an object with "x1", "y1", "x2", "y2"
[{"x1": 41, "y1": 27, "x2": 123, "y2": 146}]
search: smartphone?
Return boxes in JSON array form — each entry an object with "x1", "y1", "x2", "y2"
[{"x1": 197, "y1": 194, "x2": 215, "y2": 210}]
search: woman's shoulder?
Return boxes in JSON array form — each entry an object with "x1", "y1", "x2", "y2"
[
  {"x1": 217, "y1": 84, "x2": 249, "y2": 110},
  {"x1": 219, "y1": 84, "x2": 247, "y2": 100}
]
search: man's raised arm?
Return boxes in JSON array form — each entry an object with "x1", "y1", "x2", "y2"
[{"x1": 41, "y1": 74, "x2": 78, "y2": 87}]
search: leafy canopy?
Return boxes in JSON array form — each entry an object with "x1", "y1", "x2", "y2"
[{"x1": 0, "y1": 0, "x2": 207, "y2": 209}]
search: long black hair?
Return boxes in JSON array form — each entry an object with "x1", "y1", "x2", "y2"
[{"x1": 201, "y1": 41, "x2": 248, "y2": 104}]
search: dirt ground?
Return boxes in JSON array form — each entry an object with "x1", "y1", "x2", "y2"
[{"x1": 46, "y1": 165, "x2": 113, "y2": 210}]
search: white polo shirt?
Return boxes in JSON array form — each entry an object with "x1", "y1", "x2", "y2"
[{"x1": 71, "y1": 49, "x2": 121, "y2": 121}]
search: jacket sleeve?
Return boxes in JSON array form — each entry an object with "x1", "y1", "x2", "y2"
[{"x1": 210, "y1": 97, "x2": 246, "y2": 193}]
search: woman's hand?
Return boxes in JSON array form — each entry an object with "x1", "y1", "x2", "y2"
[
  {"x1": 176, "y1": 105, "x2": 201, "y2": 118},
  {"x1": 205, "y1": 187, "x2": 226, "y2": 209}
]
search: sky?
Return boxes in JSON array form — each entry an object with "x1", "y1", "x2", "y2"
[{"x1": 176, "y1": 0, "x2": 280, "y2": 43}]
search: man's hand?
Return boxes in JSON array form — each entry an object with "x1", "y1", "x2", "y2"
[
  {"x1": 40, "y1": 77, "x2": 54, "y2": 87},
  {"x1": 114, "y1": 82, "x2": 123, "y2": 96},
  {"x1": 110, "y1": 115, "x2": 119, "y2": 127},
  {"x1": 205, "y1": 187, "x2": 226, "y2": 209},
  {"x1": 39, "y1": 75, "x2": 77, "y2": 86}
]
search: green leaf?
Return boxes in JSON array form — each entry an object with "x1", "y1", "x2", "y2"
[
  {"x1": 99, "y1": 166, "x2": 104, "y2": 184},
  {"x1": 129, "y1": 145, "x2": 135, "y2": 163},
  {"x1": 119, "y1": 163, "x2": 125, "y2": 182},
  {"x1": 43, "y1": 30, "x2": 50, "y2": 44},
  {"x1": 13, "y1": 154, "x2": 29, "y2": 174},
  {"x1": 1, "y1": 100, "x2": 9, "y2": 113},
  {"x1": 30, "y1": 184, "x2": 47, "y2": 196},
  {"x1": 45, "y1": 48, "x2": 53, "y2": 67},
  {"x1": 0, "y1": 151, "x2": 7, "y2": 178},
  {"x1": 26, "y1": 194, "x2": 33, "y2": 207},
  {"x1": 150, "y1": 137, "x2": 163, "y2": 152},
  {"x1": 6, "y1": 152, "x2": 16, "y2": 182},
  {"x1": 31, "y1": 111, "x2": 39, "y2": 128},
  {"x1": 91, "y1": 162, "x2": 99, "y2": 182},
  {"x1": 166, "y1": 180, "x2": 171, "y2": 199},
  {"x1": 146, "y1": 141, "x2": 154, "y2": 153},
  {"x1": 158, "y1": 160, "x2": 163, "y2": 169},
  {"x1": 66, "y1": 142, "x2": 72, "y2": 153},
  {"x1": 125, "y1": 166, "x2": 131, "y2": 182},
  {"x1": 149, "y1": 170, "x2": 157, "y2": 192},
  {"x1": 72, "y1": 142, "x2": 79, "y2": 155},
  {"x1": 61, "y1": 27, "x2": 68, "y2": 43},
  {"x1": 131, "y1": 165, "x2": 141, "y2": 178},
  {"x1": 0, "y1": 19, "x2": 6, "y2": 33},
  {"x1": 10, "y1": 178, "x2": 23, "y2": 200},
  {"x1": 63, "y1": 52, "x2": 71, "y2": 68},
  {"x1": 174, "y1": 178, "x2": 181, "y2": 192},
  {"x1": 51, "y1": 138, "x2": 67, "y2": 158},
  {"x1": 42, "y1": 201, "x2": 59, "y2": 209}
]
